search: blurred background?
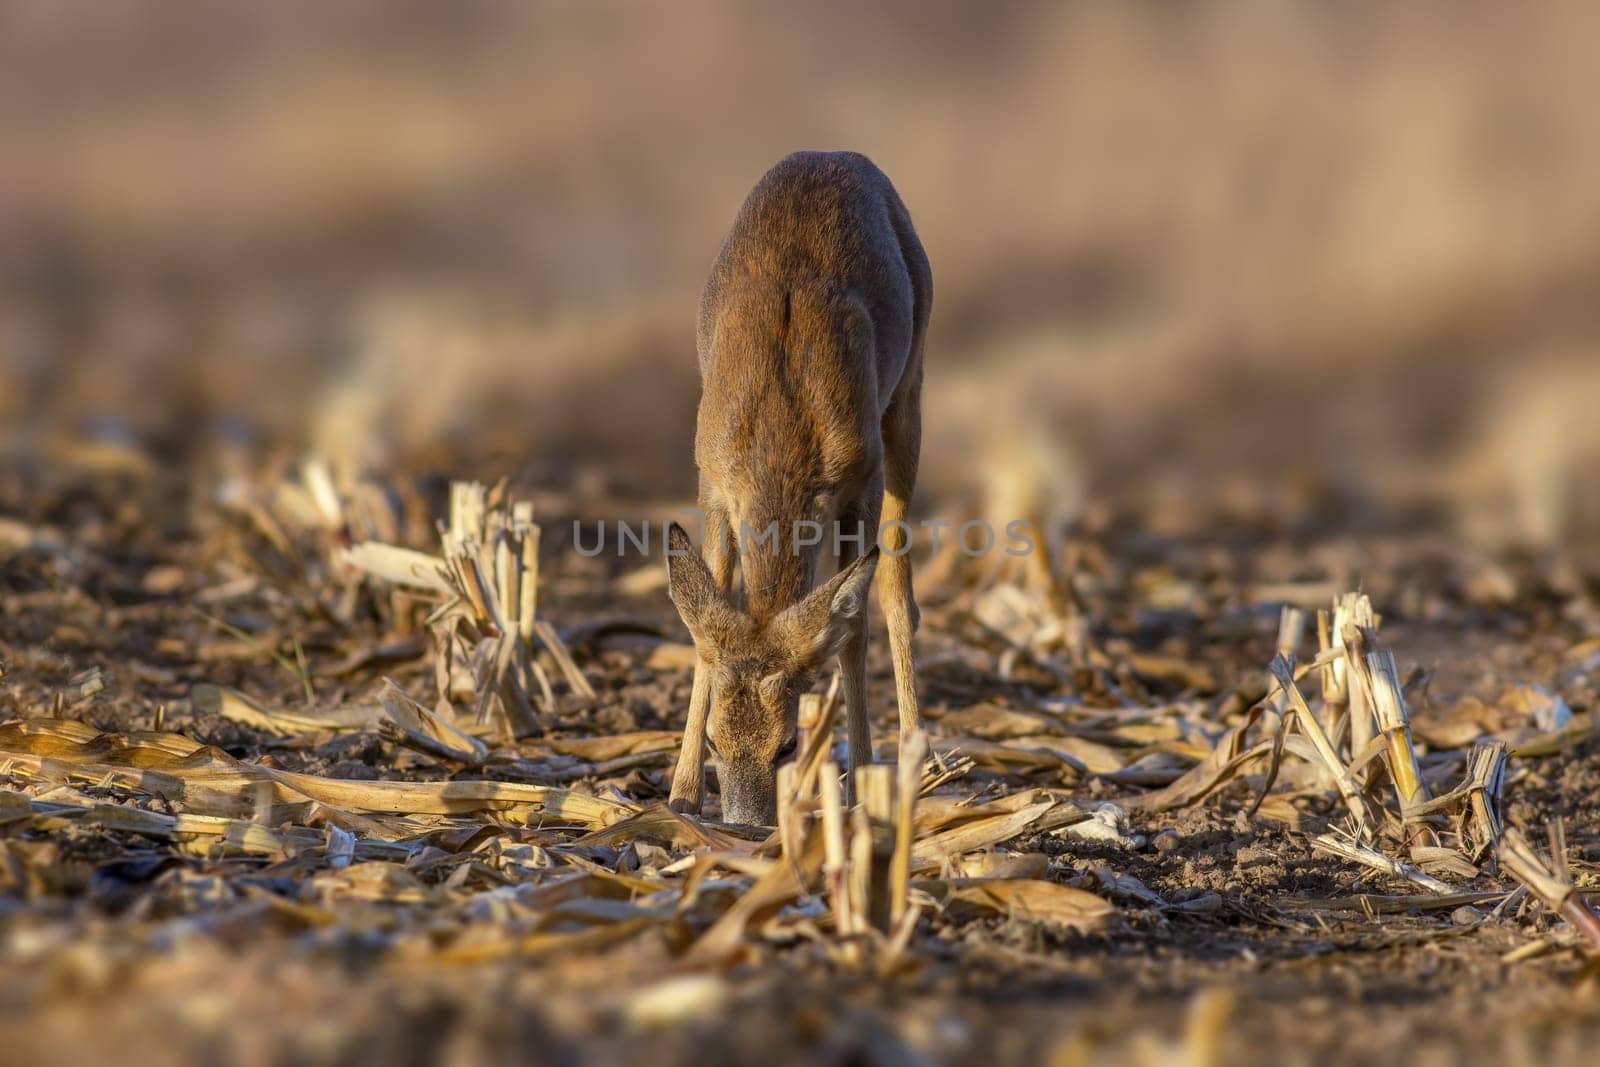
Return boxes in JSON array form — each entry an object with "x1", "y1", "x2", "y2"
[{"x1": 3, "y1": 1, "x2": 1599, "y2": 546}]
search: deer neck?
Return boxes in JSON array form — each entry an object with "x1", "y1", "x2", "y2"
[{"x1": 735, "y1": 494, "x2": 824, "y2": 624}]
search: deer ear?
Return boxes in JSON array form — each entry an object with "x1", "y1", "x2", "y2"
[
  {"x1": 776, "y1": 548, "x2": 878, "y2": 668},
  {"x1": 665, "y1": 522, "x2": 727, "y2": 646}
]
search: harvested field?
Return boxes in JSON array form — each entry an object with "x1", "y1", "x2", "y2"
[
  {"x1": 4, "y1": 458, "x2": 1599, "y2": 1065},
  {"x1": 4, "y1": 4, "x2": 1600, "y2": 1065}
]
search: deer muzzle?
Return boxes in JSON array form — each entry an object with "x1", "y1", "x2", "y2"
[{"x1": 718, "y1": 756, "x2": 778, "y2": 827}]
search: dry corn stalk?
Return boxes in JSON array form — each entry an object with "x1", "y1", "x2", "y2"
[
  {"x1": 1361, "y1": 648, "x2": 1432, "y2": 822},
  {"x1": 893, "y1": 730, "x2": 929, "y2": 924},
  {"x1": 377, "y1": 678, "x2": 488, "y2": 765},
  {"x1": 775, "y1": 761, "x2": 808, "y2": 886},
  {"x1": 849, "y1": 765, "x2": 895, "y2": 935},
  {"x1": 438, "y1": 483, "x2": 544, "y2": 737},
  {"x1": 1249, "y1": 608, "x2": 1304, "y2": 816},
  {"x1": 344, "y1": 480, "x2": 595, "y2": 739},
  {"x1": 819, "y1": 762, "x2": 855, "y2": 940},
  {"x1": 1498, "y1": 824, "x2": 1600, "y2": 951},
  {"x1": 793, "y1": 676, "x2": 843, "y2": 800},
  {"x1": 1312, "y1": 832, "x2": 1453, "y2": 895},
  {"x1": 0, "y1": 718, "x2": 634, "y2": 827},
  {"x1": 274, "y1": 457, "x2": 411, "y2": 549},
  {"x1": 803, "y1": 750, "x2": 925, "y2": 958},
  {"x1": 1268, "y1": 654, "x2": 1373, "y2": 839},
  {"x1": 1385, "y1": 736, "x2": 1506, "y2": 867},
  {"x1": 1316, "y1": 608, "x2": 1340, "y2": 735},
  {"x1": 1462, "y1": 740, "x2": 1507, "y2": 861},
  {"x1": 1329, "y1": 594, "x2": 1376, "y2": 757}
]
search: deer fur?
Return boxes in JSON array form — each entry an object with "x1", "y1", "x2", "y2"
[{"x1": 665, "y1": 151, "x2": 931, "y2": 826}]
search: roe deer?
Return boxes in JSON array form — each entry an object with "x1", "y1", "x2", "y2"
[{"x1": 664, "y1": 151, "x2": 931, "y2": 826}]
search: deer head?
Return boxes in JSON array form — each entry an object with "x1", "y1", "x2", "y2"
[{"x1": 665, "y1": 521, "x2": 877, "y2": 825}]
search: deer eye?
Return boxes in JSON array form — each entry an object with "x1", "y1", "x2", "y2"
[{"x1": 776, "y1": 735, "x2": 798, "y2": 759}]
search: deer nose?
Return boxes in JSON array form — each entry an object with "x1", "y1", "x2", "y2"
[
  {"x1": 724, "y1": 798, "x2": 778, "y2": 828},
  {"x1": 719, "y1": 759, "x2": 778, "y2": 827}
]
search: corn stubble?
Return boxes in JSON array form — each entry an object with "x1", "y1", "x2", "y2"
[
  {"x1": 5, "y1": 458, "x2": 1599, "y2": 1064},
  {"x1": 3, "y1": 476, "x2": 1119, "y2": 983}
]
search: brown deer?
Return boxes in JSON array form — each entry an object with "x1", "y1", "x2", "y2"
[{"x1": 664, "y1": 151, "x2": 930, "y2": 826}]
